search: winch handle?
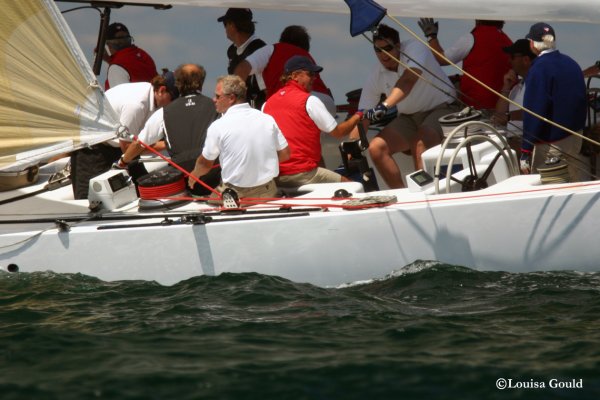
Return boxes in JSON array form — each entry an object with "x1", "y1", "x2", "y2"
[{"x1": 357, "y1": 119, "x2": 369, "y2": 151}]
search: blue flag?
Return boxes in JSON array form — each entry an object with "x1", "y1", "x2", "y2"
[{"x1": 344, "y1": 0, "x2": 387, "y2": 37}]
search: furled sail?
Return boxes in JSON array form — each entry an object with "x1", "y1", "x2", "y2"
[
  {"x1": 87, "y1": 0, "x2": 600, "y2": 24},
  {"x1": 0, "y1": 0, "x2": 119, "y2": 171}
]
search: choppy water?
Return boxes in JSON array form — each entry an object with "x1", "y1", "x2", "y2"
[{"x1": 1, "y1": 262, "x2": 599, "y2": 399}]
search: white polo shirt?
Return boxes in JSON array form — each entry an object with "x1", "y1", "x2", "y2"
[
  {"x1": 358, "y1": 38, "x2": 455, "y2": 114},
  {"x1": 105, "y1": 82, "x2": 156, "y2": 145},
  {"x1": 202, "y1": 103, "x2": 288, "y2": 187}
]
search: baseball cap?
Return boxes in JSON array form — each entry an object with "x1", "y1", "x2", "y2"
[
  {"x1": 162, "y1": 70, "x2": 180, "y2": 100},
  {"x1": 217, "y1": 8, "x2": 253, "y2": 23},
  {"x1": 284, "y1": 55, "x2": 323, "y2": 74},
  {"x1": 106, "y1": 22, "x2": 130, "y2": 40},
  {"x1": 525, "y1": 22, "x2": 555, "y2": 41},
  {"x1": 502, "y1": 39, "x2": 536, "y2": 58}
]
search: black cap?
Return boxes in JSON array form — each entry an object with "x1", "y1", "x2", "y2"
[
  {"x1": 162, "y1": 70, "x2": 179, "y2": 100},
  {"x1": 525, "y1": 22, "x2": 555, "y2": 42},
  {"x1": 284, "y1": 55, "x2": 323, "y2": 74},
  {"x1": 502, "y1": 39, "x2": 536, "y2": 58},
  {"x1": 217, "y1": 8, "x2": 253, "y2": 23},
  {"x1": 106, "y1": 22, "x2": 130, "y2": 40}
]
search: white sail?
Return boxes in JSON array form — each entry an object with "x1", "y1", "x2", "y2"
[
  {"x1": 0, "y1": 0, "x2": 119, "y2": 171},
  {"x1": 100, "y1": 0, "x2": 600, "y2": 24}
]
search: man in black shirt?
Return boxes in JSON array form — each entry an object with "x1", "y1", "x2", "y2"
[{"x1": 217, "y1": 8, "x2": 267, "y2": 109}]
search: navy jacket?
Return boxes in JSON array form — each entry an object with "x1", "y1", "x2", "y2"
[{"x1": 522, "y1": 50, "x2": 586, "y2": 152}]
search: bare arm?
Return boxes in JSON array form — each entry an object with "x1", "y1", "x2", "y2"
[
  {"x1": 234, "y1": 60, "x2": 252, "y2": 82},
  {"x1": 426, "y1": 38, "x2": 449, "y2": 65},
  {"x1": 277, "y1": 146, "x2": 291, "y2": 163},
  {"x1": 383, "y1": 68, "x2": 421, "y2": 107},
  {"x1": 329, "y1": 113, "x2": 363, "y2": 139},
  {"x1": 187, "y1": 155, "x2": 215, "y2": 188},
  {"x1": 121, "y1": 140, "x2": 145, "y2": 164}
]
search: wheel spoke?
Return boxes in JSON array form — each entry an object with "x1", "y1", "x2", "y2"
[{"x1": 466, "y1": 144, "x2": 478, "y2": 178}]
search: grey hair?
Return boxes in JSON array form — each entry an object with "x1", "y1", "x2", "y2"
[
  {"x1": 532, "y1": 35, "x2": 556, "y2": 52},
  {"x1": 217, "y1": 75, "x2": 247, "y2": 101}
]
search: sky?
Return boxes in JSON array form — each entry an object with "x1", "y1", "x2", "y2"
[{"x1": 56, "y1": 2, "x2": 600, "y2": 107}]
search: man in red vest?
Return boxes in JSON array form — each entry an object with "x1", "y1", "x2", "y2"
[
  {"x1": 104, "y1": 22, "x2": 158, "y2": 90},
  {"x1": 418, "y1": 18, "x2": 512, "y2": 110},
  {"x1": 263, "y1": 56, "x2": 362, "y2": 189},
  {"x1": 234, "y1": 25, "x2": 335, "y2": 115}
]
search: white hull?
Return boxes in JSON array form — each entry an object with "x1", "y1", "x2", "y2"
[{"x1": 2, "y1": 160, "x2": 599, "y2": 286}]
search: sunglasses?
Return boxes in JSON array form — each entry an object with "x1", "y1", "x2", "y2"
[
  {"x1": 374, "y1": 44, "x2": 395, "y2": 53},
  {"x1": 214, "y1": 92, "x2": 232, "y2": 99}
]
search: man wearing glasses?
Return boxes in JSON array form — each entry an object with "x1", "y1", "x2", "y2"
[
  {"x1": 188, "y1": 75, "x2": 289, "y2": 201},
  {"x1": 360, "y1": 24, "x2": 457, "y2": 189},
  {"x1": 263, "y1": 56, "x2": 363, "y2": 189}
]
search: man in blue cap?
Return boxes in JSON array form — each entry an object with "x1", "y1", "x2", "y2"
[
  {"x1": 520, "y1": 22, "x2": 587, "y2": 181},
  {"x1": 263, "y1": 56, "x2": 363, "y2": 188}
]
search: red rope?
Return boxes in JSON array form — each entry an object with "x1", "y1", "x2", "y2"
[
  {"x1": 138, "y1": 179, "x2": 186, "y2": 199},
  {"x1": 132, "y1": 136, "x2": 221, "y2": 198}
]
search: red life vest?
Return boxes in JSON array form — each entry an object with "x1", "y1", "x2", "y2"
[
  {"x1": 460, "y1": 25, "x2": 512, "y2": 109},
  {"x1": 105, "y1": 46, "x2": 158, "y2": 90},
  {"x1": 263, "y1": 80, "x2": 322, "y2": 175},
  {"x1": 262, "y1": 43, "x2": 331, "y2": 98}
]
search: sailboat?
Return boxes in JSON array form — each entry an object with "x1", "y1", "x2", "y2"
[{"x1": 1, "y1": 0, "x2": 600, "y2": 287}]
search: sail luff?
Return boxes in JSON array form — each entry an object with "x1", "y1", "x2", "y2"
[{"x1": 0, "y1": 0, "x2": 119, "y2": 171}]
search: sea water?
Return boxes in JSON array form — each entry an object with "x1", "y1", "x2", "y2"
[{"x1": 1, "y1": 262, "x2": 599, "y2": 399}]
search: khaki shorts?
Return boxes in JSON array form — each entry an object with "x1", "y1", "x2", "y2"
[
  {"x1": 532, "y1": 133, "x2": 583, "y2": 182},
  {"x1": 276, "y1": 167, "x2": 342, "y2": 188},
  {"x1": 386, "y1": 102, "x2": 460, "y2": 143},
  {"x1": 209, "y1": 179, "x2": 277, "y2": 206}
]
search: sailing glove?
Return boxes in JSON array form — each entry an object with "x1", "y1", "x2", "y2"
[
  {"x1": 365, "y1": 102, "x2": 388, "y2": 122},
  {"x1": 519, "y1": 152, "x2": 531, "y2": 174},
  {"x1": 418, "y1": 18, "x2": 439, "y2": 39},
  {"x1": 111, "y1": 156, "x2": 128, "y2": 170}
]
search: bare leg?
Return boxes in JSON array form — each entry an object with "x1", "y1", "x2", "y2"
[
  {"x1": 413, "y1": 126, "x2": 443, "y2": 170},
  {"x1": 368, "y1": 126, "x2": 411, "y2": 189}
]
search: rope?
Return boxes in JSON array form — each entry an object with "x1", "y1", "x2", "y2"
[
  {"x1": 131, "y1": 136, "x2": 222, "y2": 198},
  {"x1": 138, "y1": 178, "x2": 186, "y2": 199},
  {"x1": 387, "y1": 15, "x2": 600, "y2": 149}
]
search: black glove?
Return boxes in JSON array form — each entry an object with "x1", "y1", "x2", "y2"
[
  {"x1": 365, "y1": 103, "x2": 388, "y2": 122},
  {"x1": 418, "y1": 18, "x2": 439, "y2": 39}
]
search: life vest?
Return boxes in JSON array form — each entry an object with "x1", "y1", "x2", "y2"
[
  {"x1": 263, "y1": 80, "x2": 322, "y2": 175},
  {"x1": 163, "y1": 93, "x2": 217, "y2": 172},
  {"x1": 227, "y1": 38, "x2": 267, "y2": 108},
  {"x1": 460, "y1": 25, "x2": 512, "y2": 109},
  {"x1": 262, "y1": 43, "x2": 331, "y2": 98},
  {"x1": 105, "y1": 46, "x2": 158, "y2": 90}
]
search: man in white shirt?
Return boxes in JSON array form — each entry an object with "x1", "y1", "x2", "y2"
[
  {"x1": 188, "y1": 75, "x2": 290, "y2": 202},
  {"x1": 361, "y1": 24, "x2": 458, "y2": 188},
  {"x1": 71, "y1": 75, "x2": 177, "y2": 199}
]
